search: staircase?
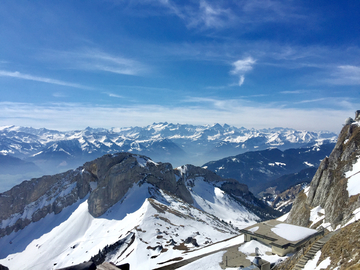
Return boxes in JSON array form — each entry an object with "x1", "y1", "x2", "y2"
[{"x1": 292, "y1": 230, "x2": 339, "y2": 270}]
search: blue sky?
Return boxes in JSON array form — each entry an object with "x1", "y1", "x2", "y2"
[{"x1": 0, "y1": 0, "x2": 359, "y2": 132}]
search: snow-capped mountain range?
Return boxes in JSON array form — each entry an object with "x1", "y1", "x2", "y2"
[
  {"x1": 0, "y1": 123, "x2": 337, "y2": 180},
  {"x1": 0, "y1": 153, "x2": 278, "y2": 270}
]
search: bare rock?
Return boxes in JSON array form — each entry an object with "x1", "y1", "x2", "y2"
[
  {"x1": 0, "y1": 168, "x2": 96, "y2": 237},
  {"x1": 287, "y1": 111, "x2": 360, "y2": 229}
]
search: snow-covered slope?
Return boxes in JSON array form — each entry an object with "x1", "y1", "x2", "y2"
[
  {"x1": 0, "y1": 153, "x2": 276, "y2": 270},
  {"x1": 0, "y1": 184, "x2": 237, "y2": 270}
]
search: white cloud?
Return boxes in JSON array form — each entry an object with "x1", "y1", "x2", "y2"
[
  {"x1": 197, "y1": 1, "x2": 233, "y2": 29},
  {"x1": 107, "y1": 93, "x2": 123, "y2": 98},
  {"x1": 231, "y1": 57, "x2": 256, "y2": 73},
  {"x1": 0, "y1": 70, "x2": 92, "y2": 89},
  {"x1": 334, "y1": 65, "x2": 360, "y2": 85},
  {"x1": 53, "y1": 92, "x2": 68, "y2": 98},
  {"x1": 280, "y1": 90, "x2": 308, "y2": 94},
  {"x1": 156, "y1": 0, "x2": 234, "y2": 30},
  {"x1": 0, "y1": 101, "x2": 351, "y2": 133},
  {"x1": 319, "y1": 65, "x2": 360, "y2": 85},
  {"x1": 238, "y1": 75, "x2": 245, "y2": 86},
  {"x1": 80, "y1": 50, "x2": 145, "y2": 75},
  {"x1": 42, "y1": 49, "x2": 148, "y2": 76},
  {"x1": 230, "y1": 57, "x2": 256, "y2": 86}
]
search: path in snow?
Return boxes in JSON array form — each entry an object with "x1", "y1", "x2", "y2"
[{"x1": 153, "y1": 235, "x2": 248, "y2": 270}]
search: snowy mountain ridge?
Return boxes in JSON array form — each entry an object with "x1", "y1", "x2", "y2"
[
  {"x1": 0, "y1": 123, "x2": 337, "y2": 192},
  {"x1": 0, "y1": 123, "x2": 337, "y2": 162},
  {"x1": 0, "y1": 152, "x2": 278, "y2": 269}
]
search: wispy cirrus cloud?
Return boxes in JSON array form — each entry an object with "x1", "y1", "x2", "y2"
[
  {"x1": 0, "y1": 70, "x2": 92, "y2": 89},
  {"x1": 230, "y1": 57, "x2": 256, "y2": 86},
  {"x1": 327, "y1": 65, "x2": 360, "y2": 85},
  {"x1": 77, "y1": 50, "x2": 147, "y2": 75},
  {"x1": 154, "y1": 0, "x2": 235, "y2": 30},
  {"x1": 152, "y1": 0, "x2": 308, "y2": 31},
  {"x1": 42, "y1": 49, "x2": 148, "y2": 76},
  {"x1": 280, "y1": 90, "x2": 309, "y2": 94},
  {"x1": 106, "y1": 92, "x2": 123, "y2": 98},
  {"x1": 191, "y1": 1, "x2": 234, "y2": 29}
]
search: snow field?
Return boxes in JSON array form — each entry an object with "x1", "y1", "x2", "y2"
[{"x1": 187, "y1": 177, "x2": 260, "y2": 229}]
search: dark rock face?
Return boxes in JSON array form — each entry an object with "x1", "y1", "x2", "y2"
[
  {"x1": 0, "y1": 264, "x2": 9, "y2": 270},
  {"x1": 0, "y1": 153, "x2": 197, "y2": 235},
  {"x1": 86, "y1": 154, "x2": 193, "y2": 217},
  {"x1": 0, "y1": 168, "x2": 96, "y2": 238},
  {"x1": 287, "y1": 115, "x2": 360, "y2": 229}
]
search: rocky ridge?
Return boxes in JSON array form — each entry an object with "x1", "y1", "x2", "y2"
[
  {"x1": 271, "y1": 112, "x2": 360, "y2": 270},
  {"x1": 0, "y1": 152, "x2": 276, "y2": 239},
  {"x1": 286, "y1": 111, "x2": 360, "y2": 229}
]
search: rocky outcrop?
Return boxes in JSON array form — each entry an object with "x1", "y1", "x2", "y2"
[
  {"x1": 0, "y1": 168, "x2": 96, "y2": 237},
  {"x1": 87, "y1": 154, "x2": 193, "y2": 217},
  {"x1": 268, "y1": 182, "x2": 308, "y2": 213},
  {"x1": 0, "y1": 153, "x2": 195, "y2": 235},
  {"x1": 287, "y1": 112, "x2": 360, "y2": 229},
  {"x1": 0, "y1": 151, "x2": 276, "y2": 239},
  {"x1": 175, "y1": 164, "x2": 252, "y2": 200}
]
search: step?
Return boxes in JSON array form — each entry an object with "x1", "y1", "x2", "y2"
[{"x1": 291, "y1": 230, "x2": 341, "y2": 270}]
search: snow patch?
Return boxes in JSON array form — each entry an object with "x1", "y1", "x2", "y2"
[
  {"x1": 271, "y1": 223, "x2": 317, "y2": 242},
  {"x1": 268, "y1": 162, "x2": 286, "y2": 167},
  {"x1": 310, "y1": 206, "x2": 325, "y2": 226},
  {"x1": 303, "y1": 250, "x2": 331, "y2": 270},
  {"x1": 248, "y1": 226, "x2": 259, "y2": 233},
  {"x1": 277, "y1": 212, "x2": 289, "y2": 222},
  {"x1": 176, "y1": 165, "x2": 188, "y2": 176},
  {"x1": 346, "y1": 157, "x2": 360, "y2": 196},
  {"x1": 343, "y1": 206, "x2": 360, "y2": 227},
  {"x1": 303, "y1": 161, "x2": 314, "y2": 167}
]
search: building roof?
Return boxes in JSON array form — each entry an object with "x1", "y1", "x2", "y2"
[{"x1": 240, "y1": 220, "x2": 321, "y2": 248}]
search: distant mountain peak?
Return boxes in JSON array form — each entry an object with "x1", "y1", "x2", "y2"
[{"x1": 0, "y1": 123, "x2": 337, "y2": 192}]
